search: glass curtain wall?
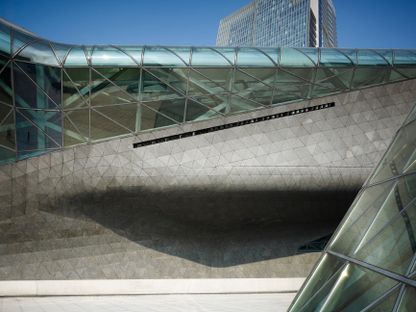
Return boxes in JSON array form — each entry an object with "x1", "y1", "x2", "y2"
[
  {"x1": 1, "y1": 19, "x2": 416, "y2": 163},
  {"x1": 289, "y1": 104, "x2": 416, "y2": 311}
]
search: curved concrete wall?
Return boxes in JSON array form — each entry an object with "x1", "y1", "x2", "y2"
[{"x1": 0, "y1": 80, "x2": 415, "y2": 280}]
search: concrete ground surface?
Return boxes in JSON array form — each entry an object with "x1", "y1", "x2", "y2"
[{"x1": 0, "y1": 293, "x2": 296, "y2": 312}]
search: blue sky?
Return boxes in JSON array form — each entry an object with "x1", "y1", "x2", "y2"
[{"x1": 0, "y1": 0, "x2": 415, "y2": 48}]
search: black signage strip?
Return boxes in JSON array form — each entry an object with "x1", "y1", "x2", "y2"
[{"x1": 133, "y1": 102, "x2": 335, "y2": 148}]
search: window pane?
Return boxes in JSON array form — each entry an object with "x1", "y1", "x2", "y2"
[
  {"x1": 258, "y1": 48, "x2": 279, "y2": 64},
  {"x1": 91, "y1": 46, "x2": 136, "y2": 66},
  {"x1": 64, "y1": 47, "x2": 88, "y2": 66},
  {"x1": 280, "y1": 48, "x2": 315, "y2": 67},
  {"x1": 370, "y1": 120, "x2": 416, "y2": 184},
  {"x1": 0, "y1": 23, "x2": 11, "y2": 56},
  {"x1": 14, "y1": 62, "x2": 61, "y2": 109},
  {"x1": 90, "y1": 109, "x2": 129, "y2": 141},
  {"x1": 230, "y1": 95, "x2": 263, "y2": 114},
  {"x1": 289, "y1": 254, "x2": 345, "y2": 311},
  {"x1": 0, "y1": 109, "x2": 15, "y2": 150},
  {"x1": 191, "y1": 48, "x2": 231, "y2": 66},
  {"x1": 0, "y1": 63, "x2": 12, "y2": 105},
  {"x1": 145, "y1": 68, "x2": 187, "y2": 95},
  {"x1": 141, "y1": 70, "x2": 184, "y2": 102},
  {"x1": 237, "y1": 48, "x2": 274, "y2": 66},
  {"x1": 398, "y1": 287, "x2": 416, "y2": 311},
  {"x1": 65, "y1": 108, "x2": 89, "y2": 139},
  {"x1": 320, "y1": 49, "x2": 354, "y2": 67},
  {"x1": 140, "y1": 105, "x2": 177, "y2": 131},
  {"x1": 186, "y1": 99, "x2": 220, "y2": 122},
  {"x1": 144, "y1": 98, "x2": 185, "y2": 123},
  {"x1": 189, "y1": 68, "x2": 232, "y2": 94},
  {"x1": 394, "y1": 50, "x2": 416, "y2": 66},
  {"x1": 357, "y1": 50, "x2": 389, "y2": 66},
  {"x1": 16, "y1": 41, "x2": 60, "y2": 66},
  {"x1": 63, "y1": 69, "x2": 89, "y2": 109},
  {"x1": 143, "y1": 47, "x2": 186, "y2": 67},
  {"x1": 94, "y1": 104, "x2": 137, "y2": 132},
  {"x1": 118, "y1": 46, "x2": 143, "y2": 64},
  {"x1": 91, "y1": 68, "x2": 139, "y2": 105},
  {"x1": 352, "y1": 68, "x2": 389, "y2": 89}
]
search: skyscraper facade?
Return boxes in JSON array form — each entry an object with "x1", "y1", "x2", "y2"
[{"x1": 216, "y1": 0, "x2": 337, "y2": 48}]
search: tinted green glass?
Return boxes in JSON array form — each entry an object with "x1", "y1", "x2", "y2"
[
  {"x1": 370, "y1": 120, "x2": 416, "y2": 184},
  {"x1": 0, "y1": 63, "x2": 12, "y2": 105},
  {"x1": 16, "y1": 41, "x2": 59, "y2": 66},
  {"x1": 145, "y1": 68, "x2": 188, "y2": 95},
  {"x1": 63, "y1": 68, "x2": 89, "y2": 109},
  {"x1": 91, "y1": 68, "x2": 139, "y2": 105},
  {"x1": 352, "y1": 68, "x2": 389, "y2": 89},
  {"x1": 143, "y1": 47, "x2": 186, "y2": 67},
  {"x1": 63, "y1": 114, "x2": 87, "y2": 147},
  {"x1": 189, "y1": 68, "x2": 232, "y2": 94},
  {"x1": 50, "y1": 42, "x2": 71, "y2": 65},
  {"x1": 394, "y1": 50, "x2": 416, "y2": 66},
  {"x1": 12, "y1": 29, "x2": 36, "y2": 54},
  {"x1": 358, "y1": 50, "x2": 389, "y2": 66},
  {"x1": 258, "y1": 48, "x2": 279, "y2": 64},
  {"x1": 144, "y1": 98, "x2": 185, "y2": 123},
  {"x1": 90, "y1": 109, "x2": 130, "y2": 141},
  {"x1": 64, "y1": 47, "x2": 88, "y2": 66},
  {"x1": 91, "y1": 46, "x2": 136, "y2": 66},
  {"x1": 191, "y1": 48, "x2": 231, "y2": 66},
  {"x1": 289, "y1": 254, "x2": 346, "y2": 311},
  {"x1": 14, "y1": 62, "x2": 61, "y2": 109},
  {"x1": 64, "y1": 108, "x2": 89, "y2": 140},
  {"x1": 237, "y1": 48, "x2": 274, "y2": 66},
  {"x1": 360, "y1": 287, "x2": 400, "y2": 312},
  {"x1": 320, "y1": 49, "x2": 353, "y2": 67},
  {"x1": 140, "y1": 105, "x2": 178, "y2": 130},
  {"x1": 280, "y1": 48, "x2": 315, "y2": 67},
  {"x1": 118, "y1": 46, "x2": 142, "y2": 64},
  {"x1": 230, "y1": 95, "x2": 263, "y2": 114},
  {"x1": 189, "y1": 94, "x2": 228, "y2": 114},
  {"x1": 0, "y1": 109, "x2": 15, "y2": 150},
  {"x1": 0, "y1": 23, "x2": 11, "y2": 56},
  {"x1": 398, "y1": 287, "x2": 416, "y2": 311},
  {"x1": 141, "y1": 70, "x2": 184, "y2": 102},
  {"x1": 186, "y1": 99, "x2": 221, "y2": 122},
  {"x1": 94, "y1": 104, "x2": 137, "y2": 132}
]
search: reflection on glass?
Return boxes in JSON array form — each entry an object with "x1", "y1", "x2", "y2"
[
  {"x1": 16, "y1": 41, "x2": 59, "y2": 66},
  {"x1": 280, "y1": 48, "x2": 315, "y2": 67},
  {"x1": 91, "y1": 46, "x2": 136, "y2": 66}
]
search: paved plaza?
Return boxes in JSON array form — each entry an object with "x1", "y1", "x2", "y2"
[{"x1": 0, "y1": 293, "x2": 296, "y2": 312}]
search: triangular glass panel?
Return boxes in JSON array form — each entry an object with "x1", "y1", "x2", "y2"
[
  {"x1": 168, "y1": 47, "x2": 191, "y2": 65},
  {"x1": 239, "y1": 68, "x2": 276, "y2": 86},
  {"x1": 310, "y1": 84, "x2": 339, "y2": 98},
  {"x1": 143, "y1": 47, "x2": 186, "y2": 67},
  {"x1": 50, "y1": 42, "x2": 72, "y2": 65},
  {"x1": 258, "y1": 48, "x2": 279, "y2": 64},
  {"x1": 0, "y1": 145, "x2": 15, "y2": 164},
  {"x1": 276, "y1": 68, "x2": 314, "y2": 84},
  {"x1": 64, "y1": 47, "x2": 88, "y2": 67},
  {"x1": 90, "y1": 109, "x2": 130, "y2": 141},
  {"x1": 12, "y1": 29, "x2": 37, "y2": 55},
  {"x1": 329, "y1": 179, "x2": 396, "y2": 256},
  {"x1": 320, "y1": 49, "x2": 354, "y2": 67},
  {"x1": 189, "y1": 93, "x2": 228, "y2": 114},
  {"x1": 352, "y1": 68, "x2": 390, "y2": 89},
  {"x1": 230, "y1": 95, "x2": 263, "y2": 114},
  {"x1": 191, "y1": 48, "x2": 232, "y2": 66},
  {"x1": 0, "y1": 102, "x2": 12, "y2": 123},
  {"x1": 63, "y1": 69, "x2": 89, "y2": 109},
  {"x1": 272, "y1": 85, "x2": 308, "y2": 105},
  {"x1": 0, "y1": 111, "x2": 15, "y2": 149},
  {"x1": 398, "y1": 287, "x2": 416, "y2": 311},
  {"x1": 337, "y1": 49, "x2": 357, "y2": 64},
  {"x1": 186, "y1": 99, "x2": 221, "y2": 122},
  {"x1": 119, "y1": 46, "x2": 143, "y2": 65},
  {"x1": 144, "y1": 68, "x2": 187, "y2": 95},
  {"x1": 91, "y1": 46, "x2": 136, "y2": 66},
  {"x1": 358, "y1": 50, "x2": 389, "y2": 66},
  {"x1": 233, "y1": 69, "x2": 274, "y2": 92},
  {"x1": 63, "y1": 114, "x2": 87, "y2": 147},
  {"x1": 144, "y1": 98, "x2": 185, "y2": 123},
  {"x1": 94, "y1": 104, "x2": 137, "y2": 132},
  {"x1": 394, "y1": 50, "x2": 416, "y2": 66},
  {"x1": 237, "y1": 48, "x2": 274, "y2": 66},
  {"x1": 141, "y1": 69, "x2": 184, "y2": 102},
  {"x1": 297, "y1": 48, "x2": 319, "y2": 65},
  {"x1": 364, "y1": 287, "x2": 400, "y2": 311},
  {"x1": 0, "y1": 55, "x2": 9, "y2": 72},
  {"x1": 0, "y1": 62, "x2": 12, "y2": 105},
  {"x1": 91, "y1": 68, "x2": 139, "y2": 105},
  {"x1": 354, "y1": 197, "x2": 416, "y2": 276},
  {"x1": 140, "y1": 104, "x2": 178, "y2": 131},
  {"x1": 211, "y1": 48, "x2": 235, "y2": 65},
  {"x1": 190, "y1": 68, "x2": 233, "y2": 93},
  {"x1": 16, "y1": 40, "x2": 60, "y2": 66},
  {"x1": 315, "y1": 69, "x2": 354, "y2": 91},
  {"x1": 64, "y1": 109, "x2": 89, "y2": 139},
  {"x1": 375, "y1": 50, "x2": 394, "y2": 65},
  {"x1": 370, "y1": 120, "x2": 416, "y2": 184},
  {"x1": 0, "y1": 23, "x2": 11, "y2": 57},
  {"x1": 289, "y1": 254, "x2": 346, "y2": 311},
  {"x1": 280, "y1": 48, "x2": 315, "y2": 67},
  {"x1": 15, "y1": 109, "x2": 61, "y2": 152},
  {"x1": 14, "y1": 62, "x2": 60, "y2": 109},
  {"x1": 188, "y1": 68, "x2": 231, "y2": 95},
  {"x1": 396, "y1": 68, "x2": 416, "y2": 79},
  {"x1": 389, "y1": 69, "x2": 407, "y2": 83}
]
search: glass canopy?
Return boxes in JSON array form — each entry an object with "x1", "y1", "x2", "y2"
[{"x1": 0, "y1": 18, "x2": 416, "y2": 163}]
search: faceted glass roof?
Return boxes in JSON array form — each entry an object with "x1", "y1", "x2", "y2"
[{"x1": 0, "y1": 18, "x2": 416, "y2": 163}]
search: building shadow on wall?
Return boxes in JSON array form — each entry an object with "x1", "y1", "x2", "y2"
[{"x1": 45, "y1": 187, "x2": 358, "y2": 267}]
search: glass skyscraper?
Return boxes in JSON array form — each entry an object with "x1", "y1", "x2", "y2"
[{"x1": 216, "y1": 0, "x2": 337, "y2": 48}]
